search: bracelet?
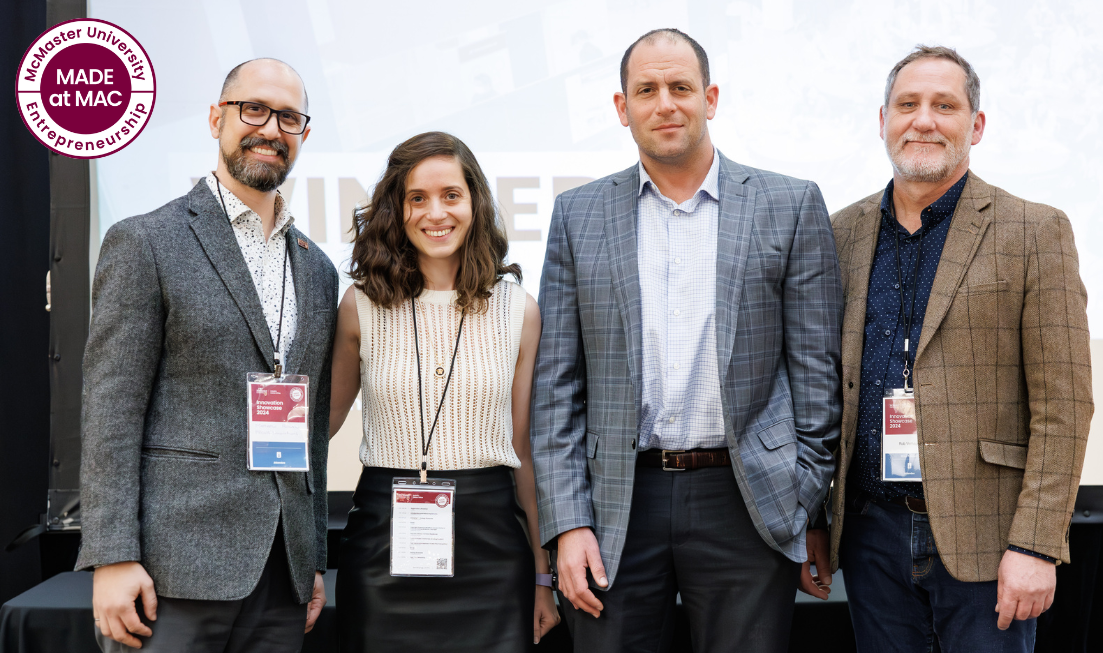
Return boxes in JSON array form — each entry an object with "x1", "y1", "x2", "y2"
[
  {"x1": 536, "y1": 573, "x2": 555, "y2": 588},
  {"x1": 1007, "y1": 545, "x2": 1057, "y2": 564}
]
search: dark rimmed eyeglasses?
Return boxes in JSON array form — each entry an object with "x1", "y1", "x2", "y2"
[{"x1": 219, "y1": 101, "x2": 311, "y2": 135}]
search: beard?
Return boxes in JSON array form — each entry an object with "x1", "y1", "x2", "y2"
[
  {"x1": 886, "y1": 131, "x2": 970, "y2": 183},
  {"x1": 221, "y1": 135, "x2": 292, "y2": 192}
]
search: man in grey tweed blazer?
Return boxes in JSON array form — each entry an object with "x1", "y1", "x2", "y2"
[
  {"x1": 77, "y1": 59, "x2": 338, "y2": 652},
  {"x1": 532, "y1": 29, "x2": 843, "y2": 652}
]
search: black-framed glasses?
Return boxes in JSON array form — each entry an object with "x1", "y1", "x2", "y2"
[{"x1": 219, "y1": 101, "x2": 311, "y2": 135}]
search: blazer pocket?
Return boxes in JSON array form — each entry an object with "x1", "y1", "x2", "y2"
[
  {"x1": 141, "y1": 445, "x2": 219, "y2": 462},
  {"x1": 959, "y1": 280, "x2": 1008, "y2": 295},
  {"x1": 755, "y1": 419, "x2": 798, "y2": 450},
  {"x1": 585, "y1": 430, "x2": 599, "y2": 459},
  {"x1": 978, "y1": 440, "x2": 1027, "y2": 470}
]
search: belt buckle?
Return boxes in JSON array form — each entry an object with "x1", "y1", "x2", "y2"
[
  {"x1": 904, "y1": 496, "x2": 927, "y2": 514},
  {"x1": 661, "y1": 450, "x2": 686, "y2": 472}
]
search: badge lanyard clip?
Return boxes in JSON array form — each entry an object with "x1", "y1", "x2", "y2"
[
  {"x1": 901, "y1": 338, "x2": 911, "y2": 394},
  {"x1": 890, "y1": 202, "x2": 923, "y2": 396},
  {"x1": 410, "y1": 297, "x2": 466, "y2": 484},
  {"x1": 214, "y1": 173, "x2": 290, "y2": 378}
]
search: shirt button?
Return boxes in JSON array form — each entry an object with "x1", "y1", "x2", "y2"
[
  {"x1": 673, "y1": 309, "x2": 681, "y2": 316},
  {"x1": 673, "y1": 209, "x2": 682, "y2": 216},
  {"x1": 894, "y1": 283, "x2": 900, "y2": 289},
  {"x1": 668, "y1": 416, "x2": 676, "y2": 423},
  {"x1": 673, "y1": 363, "x2": 680, "y2": 370},
  {"x1": 884, "y1": 329, "x2": 892, "y2": 336},
  {"x1": 674, "y1": 257, "x2": 681, "y2": 264},
  {"x1": 875, "y1": 379, "x2": 882, "y2": 386}
]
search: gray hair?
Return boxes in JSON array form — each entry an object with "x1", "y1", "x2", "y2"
[{"x1": 884, "y1": 45, "x2": 980, "y2": 113}]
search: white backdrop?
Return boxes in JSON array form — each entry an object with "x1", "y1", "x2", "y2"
[{"x1": 87, "y1": 0, "x2": 1103, "y2": 488}]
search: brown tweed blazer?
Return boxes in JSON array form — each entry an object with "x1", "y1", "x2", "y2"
[{"x1": 828, "y1": 172, "x2": 1092, "y2": 582}]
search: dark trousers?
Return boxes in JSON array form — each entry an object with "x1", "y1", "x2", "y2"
[
  {"x1": 840, "y1": 495, "x2": 1036, "y2": 653},
  {"x1": 96, "y1": 528, "x2": 306, "y2": 653},
  {"x1": 559, "y1": 465, "x2": 801, "y2": 653}
]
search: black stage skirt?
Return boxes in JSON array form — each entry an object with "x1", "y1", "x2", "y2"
[{"x1": 336, "y1": 466, "x2": 534, "y2": 653}]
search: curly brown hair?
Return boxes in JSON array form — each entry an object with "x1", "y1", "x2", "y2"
[{"x1": 349, "y1": 131, "x2": 521, "y2": 313}]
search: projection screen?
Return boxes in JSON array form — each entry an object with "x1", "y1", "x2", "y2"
[{"x1": 87, "y1": 0, "x2": 1103, "y2": 490}]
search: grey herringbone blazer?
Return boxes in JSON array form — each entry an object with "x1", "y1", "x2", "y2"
[
  {"x1": 829, "y1": 173, "x2": 1092, "y2": 582},
  {"x1": 532, "y1": 152, "x2": 843, "y2": 587},
  {"x1": 75, "y1": 181, "x2": 338, "y2": 603}
]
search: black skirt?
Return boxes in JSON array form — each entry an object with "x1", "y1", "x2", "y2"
[{"x1": 336, "y1": 466, "x2": 534, "y2": 653}]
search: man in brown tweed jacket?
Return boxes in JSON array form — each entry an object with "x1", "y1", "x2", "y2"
[{"x1": 803, "y1": 45, "x2": 1092, "y2": 651}]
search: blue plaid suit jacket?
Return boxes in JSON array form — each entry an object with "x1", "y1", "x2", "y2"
[{"x1": 533, "y1": 152, "x2": 843, "y2": 587}]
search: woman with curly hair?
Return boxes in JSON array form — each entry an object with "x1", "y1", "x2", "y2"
[{"x1": 328, "y1": 131, "x2": 558, "y2": 651}]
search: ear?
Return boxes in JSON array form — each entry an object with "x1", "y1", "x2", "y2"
[
  {"x1": 613, "y1": 92, "x2": 629, "y2": 128},
  {"x1": 300, "y1": 124, "x2": 311, "y2": 146},
  {"x1": 705, "y1": 83, "x2": 719, "y2": 120},
  {"x1": 971, "y1": 110, "x2": 986, "y2": 146},
  {"x1": 878, "y1": 106, "x2": 886, "y2": 142},
  {"x1": 209, "y1": 103, "x2": 222, "y2": 139}
]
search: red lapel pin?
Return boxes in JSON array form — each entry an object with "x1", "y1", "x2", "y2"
[{"x1": 297, "y1": 238, "x2": 309, "y2": 250}]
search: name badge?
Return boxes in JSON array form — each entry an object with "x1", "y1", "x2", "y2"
[
  {"x1": 390, "y1": 477, "x2": 456, "y2": 577},
  {"x1": 882, "y1": 388, "x2": 921, "y2": 482},
  {"x1": 247, "y1": 372, "x2": 309, "y2": 472}
]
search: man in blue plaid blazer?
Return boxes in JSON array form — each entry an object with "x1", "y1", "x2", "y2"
[{"x1": 532, "y1": 29, "x2": 843, "y2": 652}]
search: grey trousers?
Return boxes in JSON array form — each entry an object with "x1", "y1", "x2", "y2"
[
  {"x1": 96, "y1": 529, "x2": 306, "y2": 653},
  {"x1": 559, "y1": 465, "x2": 801, "y2": 653}
]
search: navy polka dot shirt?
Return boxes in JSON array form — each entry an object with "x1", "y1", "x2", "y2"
[{"x1": 851, "y1": 173, "x2": 968, "y2": 502}]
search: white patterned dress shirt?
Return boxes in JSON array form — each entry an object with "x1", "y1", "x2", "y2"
[
  {"x1": 637, "y1": 151, "x2": 726, "y2": 451},
  {"x1": 204, "y1": 175, "x2": 298, "y2": 360}
]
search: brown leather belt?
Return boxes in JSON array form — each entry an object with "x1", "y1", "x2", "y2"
[
  {"x1": 636, "y1": 448, "x2": 731, "y2": 471},
  {"x1": 886, "y1": 496, "x2": 928, "y2": 514}
]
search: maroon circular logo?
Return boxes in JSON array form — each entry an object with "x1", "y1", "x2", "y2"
[{"x1": 15, "y1": 19, "x2": 155, "y2": 158}]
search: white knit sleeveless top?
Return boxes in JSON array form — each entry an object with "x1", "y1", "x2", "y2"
[{"x1": 355, "y1": 279, "x2": 526, "y2": 470}]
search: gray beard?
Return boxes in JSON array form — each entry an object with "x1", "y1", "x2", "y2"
[{"x1": 887, "y1": 135, "x2": 969, "y2": 183}]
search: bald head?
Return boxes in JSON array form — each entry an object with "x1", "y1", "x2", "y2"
[{"x1": 219, "y1": 58, "x2": 308, "y2": 113}]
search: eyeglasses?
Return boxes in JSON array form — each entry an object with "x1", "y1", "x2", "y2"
[{"x1": 219, "y1": 101, "x2": 311, "y2": 135}]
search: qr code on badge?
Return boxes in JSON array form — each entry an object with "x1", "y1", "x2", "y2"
[{"x1": 436, "y1": 558, "x2": 447, "y2": 569}]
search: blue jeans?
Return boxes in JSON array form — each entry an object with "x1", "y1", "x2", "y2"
[{"x1": 840, "y1": 495, "x2": 1036, "y2": 653}]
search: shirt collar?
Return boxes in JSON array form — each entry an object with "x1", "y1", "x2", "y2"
[
  {"x1": 880, "y1": 171, "x2": 969, "y2": 234},
  {"x1": 638, "y1": 148, "x2": 720, "y2": 202},
  {"x1": 204, "y1": 173, "x2": 295, "y2": 236}
]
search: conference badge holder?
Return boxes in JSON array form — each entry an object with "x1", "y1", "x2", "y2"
[
  {"x1": 389, "y1": 297, "x2": 466, "y2": 577},
  {"x1": 390, "y1": 477, "x2": 456, "y2": 577},
  {"x1": 882, "y1": 386, "x2": 921, "y2": 482},
  {"x1": 218, "y1": 174, "x2": 308, "y2": 472},
  {"x1": 247, "y1": 369, "x2": 310, "y2": 472},
  {"x1": 883, "y1": 216, "x2": 924, "y2": 482}
]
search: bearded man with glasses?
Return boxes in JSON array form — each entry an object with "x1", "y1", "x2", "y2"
[{"x1": 78, "y1": 58, "x2": 338, "y2": 653}]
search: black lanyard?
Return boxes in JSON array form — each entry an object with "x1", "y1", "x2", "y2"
[
  {"x1": 888, "y1": 203, "x2": 923, "y2": 393},
  {"x1": 214, "y1": 174, "x2": 289, "y2": 377},
  {"x1": 410, "y1": 297, "x2": 465, "y2": 483}
]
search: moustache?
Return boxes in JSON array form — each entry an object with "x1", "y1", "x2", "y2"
[
  {"x1": 902, "y1": 133, "x2": 948, "y2": 146},
  {"x1": 237, "y1": 136, "x2": 289, "y2": 160}
]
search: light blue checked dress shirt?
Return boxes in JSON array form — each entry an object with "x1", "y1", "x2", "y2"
[{"x1": 637, "y1": 151, "x2": 727, "y2": 451}]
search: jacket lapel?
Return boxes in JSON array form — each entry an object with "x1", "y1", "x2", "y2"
[
  {"x1": 714, "y1": 154, "x2": 755, "y2": 384},
  {"x1": 915, "y1": 172, "x2": 993, "y2": 361},
  {"x1": 841, "y1": 195, "x2": 883, "y2": 379},
  {"x1": 283, "y1": 227, "x2": 313, "y2": 373},
  {"x1": 186, "y1": 183, "x2": 276, "y2": 369},
  {"x1": 838, "y1": 194, "x2": 883, "y2": 446},
  {"x1": 604, "y1": 166, "x2": 644, "y2": 412}
]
